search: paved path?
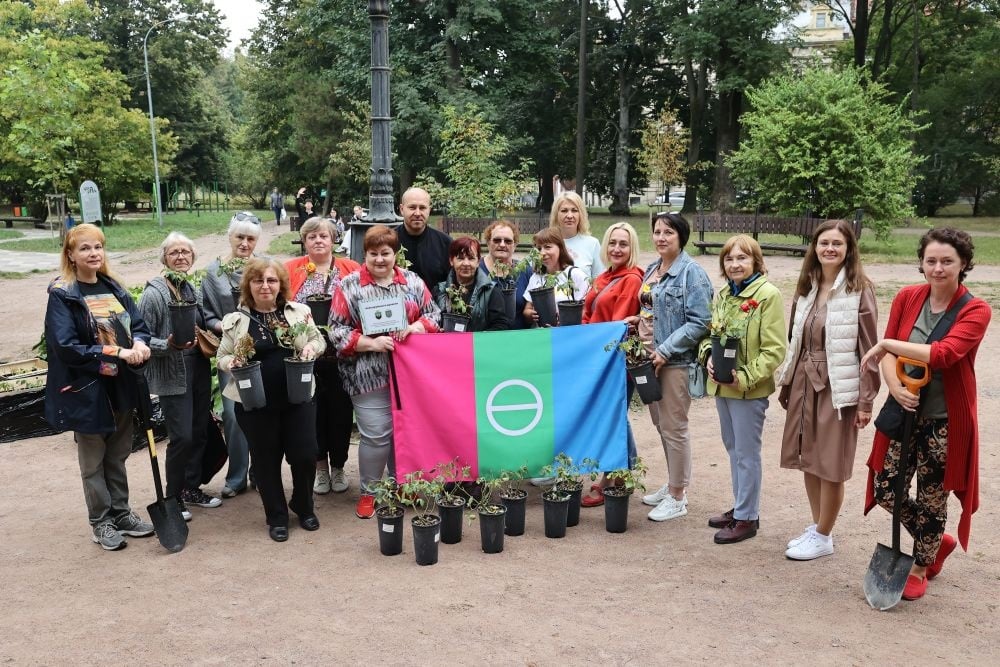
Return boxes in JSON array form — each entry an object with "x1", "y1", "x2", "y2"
[{"x1": 0, "y1": 229, "x2": 61, "y2": 273}]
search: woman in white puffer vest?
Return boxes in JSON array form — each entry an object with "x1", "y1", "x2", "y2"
[{"x1": 776, "y1": 220, "x2": 880, "y2": 561}]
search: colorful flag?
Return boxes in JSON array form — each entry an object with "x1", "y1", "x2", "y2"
[{"x1": 390, "y1": 322, "x2": 629, "y2": 479}]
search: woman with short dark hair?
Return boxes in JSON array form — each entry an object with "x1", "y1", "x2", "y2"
[{"x1": 436, "y1": 237, "x2": 510, "y2": 331}]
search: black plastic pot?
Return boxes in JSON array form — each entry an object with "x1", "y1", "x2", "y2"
[
  {"x1": 411, "y1": 516, "x2": 441, "y2": 566},
  {"x1": 441, "y1": 312, "x2": 472, "y2": 332},
  {"x1": 230, "y1": 361, "x2": 266, "y2": 410},
  {"x1": 500, "y1": 491, "x2": 527, "y2": 536},
  {"x1": 168, "y1": 301, "x2": 197, "y2": 346},
  {"x1": 603, "y1": 489, "x2": 632, "y2": 533},
  {"x1": 557, "y1": 300, "x2": 584, "y2": 326},
  {"x1": 542, "y1": 492, "x2": 571, "y2": 538},
  {"x1": 305, "y1": 293, "x2": 332, "y2": 326},
  {"x1": 529, "y1": 286, "x2": 558, "y2": 327},
  {"x1": 628, "y1": 360, "x2": 662, "y2": 404},
  {"x1": 557, "y1": 483, "x2": 583, "y2": 527},
  {"x1": 500, "y1": 285, "x2": 516, "y2": 323},
  {"x1": 230, "y1": 287, "x2": 242, "y2": 310},
  {"x1": 437, "y1": 498, "x2": 466, "y2": 544},
  {"x1": 478, "y1": 506, "x2": 507, "y2": 554},
  {"x1": 284, "y1": 358, "x2": 314, "y2": 404},
  {"x1": 376, "y1": 508, "x2": 404, "y2": 556},
  {"x1": 711, "y1": 335, "x2": 740, "y2": 384}
]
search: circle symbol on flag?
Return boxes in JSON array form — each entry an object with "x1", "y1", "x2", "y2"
[{"x1": 486, "y1": 380, "x2": 544, "y2": 436}]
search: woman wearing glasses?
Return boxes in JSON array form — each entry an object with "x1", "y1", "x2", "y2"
[
  {"x1": 139, "y1": 233, "x2": 219, "y2": 520},
  {"x1": 217, "y1": 259, "x2": 326, "y2": 542},
  {"x1": 481, "y1": 220, "x2": 532, "y2": 329},
  {"x1": 202, "y1": 211, "x2": 261, "y2": 498}
]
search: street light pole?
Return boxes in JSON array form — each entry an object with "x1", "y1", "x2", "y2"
[
  {"x1": 143, "y1": 18, "x2": 174, "y2": 228},
  {"x1": 351, "y1": 0, "x2": 402, "y2": 262}
]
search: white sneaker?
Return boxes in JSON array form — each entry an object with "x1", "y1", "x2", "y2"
[
  {"x1": 786, "y1": 524, "x2": 817, "y2": 549},
  {"x1": 647, "y1": 493, "x2": 688, "y2": 522},
  {"x1": 785, "y1": 530, "x2": 834, "y2": 560},
  {"x1": 330, "y1": 467, "x2": 349, "y2": 493},
  {"x1": 642, "y1": 483, "x2": 670, "y2": 506},
  {"x1": 529, "y1": 477, "x2": 554, "y2": 487},
  {"x1": 314, "y1": 468, "x2": 332, "y2": 495}
]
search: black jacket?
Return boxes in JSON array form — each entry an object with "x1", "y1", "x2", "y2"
[{"x1": 397, "y1": 225, "x2": 452, "y2": 297}]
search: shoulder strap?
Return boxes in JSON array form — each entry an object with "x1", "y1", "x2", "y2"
[{"x1": 926, "y1": 292, "x2": 973, "y2": 344}]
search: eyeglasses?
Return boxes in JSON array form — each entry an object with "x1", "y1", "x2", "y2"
[
  {"x1": 490, "y1": 238, "x2": 514, "y2": 245},
  {"x1": 250, "y1": 278, "x2": 280, "y2": 286},
  {"x1": 167, "y1": 249, "x2": 192, "y2": 258},
  {"x1": 234, "y1": 212, "x2": 261, "y2": 225}
]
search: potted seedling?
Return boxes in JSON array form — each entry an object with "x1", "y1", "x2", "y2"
[
  {"x1": 552, "y1": 455, "x2": 599, "y2": 527},
  {"x1": 556, "y1": 274, "x2": 587, "y2": 326},
  {"x1": 469, "y1": 475, "x2": 508, "y2": 554},
  {"x1": 494, "y1": 465, "x2": 529, "y2": 536},
  {"x1": 217, "y1": 256, "x2": 247, "y2": 309},
  {"x1": 399, "y1": 470, "x2": 444, "y2": 566},
  {"x1": 433, "y1": 459, "x2": 471, "y2": 544},
  {"x1": 275, "y1": 321, "x2": 317, "y2": 404},
  {"x1": 524, "y1": 249, "x2": 558, "y2": 327},
  {"x1": 229, "y1": 334, "x2": 265, "y2": 409},
  {"x1": 708, "y1": 296, "x2": 761, "y2": 384},
  {"x1": 603, "y1": 457, "x2": 649, "y2": 533},
  {"x1": 491, "y1": 253, "x2": 531, "y2": 323},
  {"x1": 369, "y1": 477, "x2": 405, "y2": 556},
  {"x1": 300, "y1": 261, "x2": 335, "y2": 326},
  {"x1": 395, "y1": 246, "x2": 412, "y2": 270},
  {"x1": 441, "y1": 284, "x2": 472, "y2": 332},
  {"x1": 538, "y1": 455, "x2": 577, "y2": 539},
  {"x1": 607, "y1": 333, "x2": 662, "y2": 404},
  {"x1": 162, "y1": 268, "x2": 197, "y2": 347}
]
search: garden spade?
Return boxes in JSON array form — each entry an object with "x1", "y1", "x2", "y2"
[{"x1": 863, "y1": 356, "x2": 930, "y2": 611}]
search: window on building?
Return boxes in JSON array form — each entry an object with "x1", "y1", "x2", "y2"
[{"x1": 816, "y1": 13, "x2": 826, "y2": 28}]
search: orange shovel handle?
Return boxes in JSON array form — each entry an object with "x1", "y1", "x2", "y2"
[{"x1": 895, "y1": 356, "x2": 931, "y2": 395}]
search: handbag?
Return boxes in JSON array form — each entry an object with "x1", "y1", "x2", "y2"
[
  {"x1": 194, "y1": 326, "x2": 220, "y2": 359},
  {"x1": 687, "y1": 362, "x2": 707, "y2": 399},
  {"x1": 873, "y1": 292, "x2": 972, "y2": 440}
]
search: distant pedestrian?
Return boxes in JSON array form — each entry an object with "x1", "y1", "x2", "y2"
[{"x1": 270, "y1": 188, "x2": 284, "y2": 226}]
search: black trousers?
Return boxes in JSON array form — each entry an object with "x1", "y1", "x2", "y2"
[
  {"x1": 314, "y1": 359, "x2": 354, "y2": 469},
  {"x1": 160, "y1": 353, "x2": 212, "y2": 497},
  {"x1": 236, "y1": 400, "x2": 317, "y2": 528}
]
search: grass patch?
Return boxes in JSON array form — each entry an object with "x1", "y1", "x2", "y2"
[
  {"x1": 0, "y1": 229, "x2": 24, "y2": 240},
  {"x1": 0, "y1": 211, "x2": 239, "y2": 254},
  {"x1": 0, "y1": 268, "x2": 49, "y2": 280},
  {"x1": 266, "y1": 231, "x2": 302, "y2": 257}
]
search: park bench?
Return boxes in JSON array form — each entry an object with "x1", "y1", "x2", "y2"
[
  {"x1": 1, "y1": 216, "x2": 46, "y2": 230},
  {"x1": 441, "y1": 213, "x2": 548, "y2": 248},
  {"x1": 686, "y1": 209, "x2": 864, "y2": 256}
]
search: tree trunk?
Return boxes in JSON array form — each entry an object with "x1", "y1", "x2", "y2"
[
  {"x1": 538, "y1": 172, "x2": 555, "y2": 212},
  {"x1": 713, "y1": 90, "x2": 741, "y2": 211},
  {"x1": 853, "y1": 0, "x2": 869, "y2": 70},
  {"x1": 574, "y1": 0, "x2": 588, "y2": 195},
  {"x1": 683, "y1": 57, "x2": 708, "y2": 213},
  {"x1": 609, "y1": 71, "x2": 632, "y2": 216},
  {"x1": 444, "y1": 1, "x2": 463, "y2": 91}
]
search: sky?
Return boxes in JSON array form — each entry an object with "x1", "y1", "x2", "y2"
[{"x1": 212, "y1": 0, "x2": 262, "y2": 52}]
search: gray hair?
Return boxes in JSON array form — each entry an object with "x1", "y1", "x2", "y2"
[
  {"x1": 160, "y1": 231, "x2": 196, "y2": 266},
  {"x1": 227, "y1": 211, "x2": 262, "y2": 240},
  {"x1": 298, "y1": 216, "x2": 336, "y2": 240}
]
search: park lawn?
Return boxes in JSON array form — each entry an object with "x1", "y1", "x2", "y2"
[
  {"x1": 0, "y1": 229, "x2": 23, "y2": 240},
  {"x1": 0, "y1": 211, "x2": 236, "y2": 253}
]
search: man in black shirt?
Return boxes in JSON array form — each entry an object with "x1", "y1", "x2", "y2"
[{"x1": 396, "y1": 187, "x2": 452, "y2": 295}]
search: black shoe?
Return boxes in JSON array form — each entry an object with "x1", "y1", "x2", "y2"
[
  {"x1": 299, "y1": 514, "x2": 320, "y2": 531},
  {"x1": 269, "y1": 526, "x2": 289, "y2": 542}
]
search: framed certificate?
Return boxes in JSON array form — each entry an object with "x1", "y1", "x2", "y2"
[{"x1": 359, "y1": 293, "x2": 407, "y2": 335}]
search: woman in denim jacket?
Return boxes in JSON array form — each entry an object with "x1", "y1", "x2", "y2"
[{"x1": 626, "y1": 213, "x2": 712, "y2": 523}]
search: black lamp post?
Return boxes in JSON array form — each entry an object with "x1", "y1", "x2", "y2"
[{"x1": 350, "y1": 0, "x2": 403, "y2": 262}]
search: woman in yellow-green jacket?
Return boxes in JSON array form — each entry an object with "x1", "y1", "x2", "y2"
[{"x1": 700, "y1": 235, "x2": 787, "y2": 545}]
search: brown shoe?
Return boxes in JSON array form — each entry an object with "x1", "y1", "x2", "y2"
[
  {"x1": 714, "y1": 519, "x2": 758, "y2": 544},
  {"x1": 708, "y1": 509, "x2": 734, "y2": 529}
]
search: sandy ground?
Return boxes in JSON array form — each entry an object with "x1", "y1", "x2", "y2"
[{"x1": 1, "y1": 219, "x2": 998, "y2": 665}]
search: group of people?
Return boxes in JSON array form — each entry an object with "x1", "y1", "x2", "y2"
[{"x1": 44, "y1": 190, "x2": 989, "y2": 603}]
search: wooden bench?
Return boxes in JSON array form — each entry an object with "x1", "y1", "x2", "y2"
[
  {"x1": 441, "y1": 213, "x2": 548, "y2": 248},
  {"x1": 685, "y1": 209, "x2": 864, "y2": 256},
  {"x1": 1, "y1": 216, "x2": 46, "y2": 229}
]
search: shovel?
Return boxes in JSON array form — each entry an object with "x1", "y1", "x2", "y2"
[{"x1": 863, "y1": 356, "x2": 931, "y2": 610}]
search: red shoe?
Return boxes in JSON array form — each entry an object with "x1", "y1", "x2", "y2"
[
  {"x1": 581, "y1": 484, "x2": 604, "y2": 508},
  {"x1": 901, "y1": 574, "x2": 928, "y2": 601},
  {"x1": 355, "y1": 494, "x2": 376, "y2": 519},
  {"x1": 927, "y1": 534, "x2": 957, "y2": 580}
]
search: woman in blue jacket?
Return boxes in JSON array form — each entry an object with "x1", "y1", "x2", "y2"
[{"x1": 44, "y1": 223, "x2": 154, "y2": 551}]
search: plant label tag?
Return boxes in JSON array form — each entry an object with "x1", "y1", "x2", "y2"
[
  {"x1": 635, "y1": 375, "x2": 647, "y2": 385},
  {"x1": 454, "y1": 323, "x2": 466, "y2": 332},
  {"x1": 238, "y1": 380, "x2": 251, "y2": 389},
  {"x1": 434, "y1": 532, "x2": 440, "y2": 543},
  {"x1": 382, "y1": 523, "x2": 394, "y2": 533},
  {"x1": 301, "y1": 373, "x2": 312, "y2": 382},
  {"x1": 724, "y1": 349, "x2": 736, "y2": 358}
]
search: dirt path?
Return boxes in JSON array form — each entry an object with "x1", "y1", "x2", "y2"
[{"x1": 1, "y1": 223, "x2": 998, "y2": 664}]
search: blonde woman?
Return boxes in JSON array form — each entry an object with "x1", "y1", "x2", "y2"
[{"x1": 549, "y1": 191, "x2": 603, "y2": 280}]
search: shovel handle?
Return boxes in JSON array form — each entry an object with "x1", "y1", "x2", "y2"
[{"x1": 895, "y1": 356, "x2": 930, "y2": 395}]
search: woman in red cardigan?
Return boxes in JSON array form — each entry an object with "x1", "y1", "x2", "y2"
[
  {"x1": 581, "y1": 222, "x2": 644, "y2": 507},
  {"x1": 861, "y1": 228, "x2": 990, "y2": 602}
]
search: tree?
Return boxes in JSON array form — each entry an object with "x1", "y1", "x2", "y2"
[
  {"x1": 634, "y1": 107, "x2": 688, "y2": 198},
  {"x1": 727, "y1": 66, "x2": 921, "y2": 237}
]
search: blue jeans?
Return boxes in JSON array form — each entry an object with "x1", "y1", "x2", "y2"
[
  {"x1": 219, "y1": 371, "x2": 251, "y2": 491},
  {"x1": 273, "y1": 206, "x2": 283, "y2": 224},
  {"x1": 715, "y1": 396, "x2": 768, "y2": 521}
]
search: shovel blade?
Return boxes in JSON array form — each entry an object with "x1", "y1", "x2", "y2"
[
  {"x1": 863, "y1": 542, "x2": 915, "y2": 610},
  {"x1": 147, "y1": 496, "x2": 189, "y2": 553}
]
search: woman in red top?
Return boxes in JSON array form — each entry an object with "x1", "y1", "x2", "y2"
[
  {"x1": 861, "y1": 228, "x2": 990, "y2": 602},
  {"x1": 581, "y1": 222, "x2": 644, "y2": 507}
]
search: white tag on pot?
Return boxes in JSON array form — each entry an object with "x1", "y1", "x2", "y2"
[
  {"x1": 382, "y1": 523, "x2": 394, "y2": 533},
  {"x1": 635, "y1": 376, "x2": 647, "y2": 385},
  {"x1": 238, "y1": 380, "x2": 251, "y2": 389},
  {"x1": 301, "y1": 373, "x2": 312, "y2": 382},
  {"x1": 434, "y1": 532, "x2": 440, "y2": 543},
  {"x1": 455, "y1": 323, "x2": 466, "y2": 332},
  {"x1": 724, "y1": 349, "x2": 736, "y2": 358}
]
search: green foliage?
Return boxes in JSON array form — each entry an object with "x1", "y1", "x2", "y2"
[
  {"x1": 605, "y1": 457, "x2": 648, "y2": 496},
  {"x1": 445, "y1": 284, "x2": 470, "y2": 316},
  {"x1": 539, "y1": 453, "x2": 600, "y2": 495},
  {"x1": 368, "y1": 476, "x2": 403, "y2": 517},
  {"x1": 635, "y1": 107, "x2": 688, "y2": 192},
  {"x1": 273, "y1": 321, "x2": 314, "y2": 359},
  {"x1": 727, "y1": 66, "x2": 921, "y2": 237},
  {"x1": 399, "y1": 470, "x2": 444, "y2": 525},
  {"x1": 606, "y1": 332, "x2": 650, "y2": 367}
]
